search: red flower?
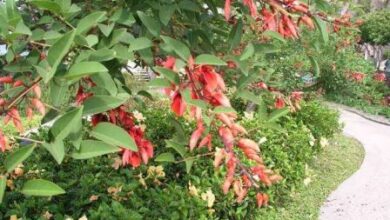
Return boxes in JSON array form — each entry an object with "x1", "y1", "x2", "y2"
[
  {"x1": 243, "y1": 0, "x2": 257, "y2": 18},
  {"x1": 0, "y1": 76, "x2": 13, "y2": 84},
  {"x1": 189, "y1": 121, "x2": 205, "y2": 151},
  {"x1": 261, "y1": 7, "x2": 277, "y2": 31},
  {"x1": 0, "y1": 129, "x2": 7, "y2": 152},
  {"x1": 218, "y1": 127, "x2": 234, "y2": 150},
  {"x1": 350, "y1": 72, "x2": 365, "y2": 82},
  {"x1": 224, "y1": 0, "x2": 232, "y2": 21},
  {"x1": 256, "y1": 82, "x2": 268, "y2": 89},
  {"x1": 373, "y1": 72, "x2": 386, "y2": 82},
  {"x1": 274, "y1": 97, "x2": 285, "y2": 109},
  {"x1": 171, "y1": 92, "x2": 186, "y2": 116},
  {"x1": 291, "y1": 91, "x2": 303, "y2": 101}
]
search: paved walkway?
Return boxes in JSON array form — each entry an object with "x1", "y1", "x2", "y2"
[{"x1": 320, "y1": 109, "x2": 390, "y2": 220}]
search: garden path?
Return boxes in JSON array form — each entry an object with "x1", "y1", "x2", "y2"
[{"x1": 320, "y1": 109, "x2": 390, "y2": 220}]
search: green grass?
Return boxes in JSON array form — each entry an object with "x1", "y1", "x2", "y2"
[
  {"x1": 0, "y1": 116, "x2": 41, "y2": 136},
  {"x1": 256, "y1": 135, "x2": 365, "y2": 220}
]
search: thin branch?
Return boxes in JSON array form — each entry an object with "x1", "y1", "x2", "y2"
[
  {"x1": 14, "y1": 136, "x2": 44, "y2": 144},
  {"x1": 175, "y1": 152, "x2": 214, "y2": 163}
]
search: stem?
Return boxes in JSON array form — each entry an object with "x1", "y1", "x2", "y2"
[
  {"x1": 175, "y1": 152, "x2": 214, "y2": 163},
  {"x1": 5, "y1": 77, "x2": 42, "y2": 112},
  {"x1": 14, "y1": 136, "x2": 43, "y2": 144}
]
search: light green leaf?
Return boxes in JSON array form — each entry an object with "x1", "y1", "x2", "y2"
[
  {"x1": 268, "y1": 107, "x2": 290, "y2": 122},
  {"x1": 64, "y1": 61, "x2": 107, "y2": 79},
  {"x1": 72, "y1": 140, "x2": 120, "y2": 159},
  {"x1": 236, "y1": 90, "x2": 263, "y2": 105},
  {"x1": 313, "y1": 16, "x2": 328, "y2": 44},
  {"x1": 153, "y1": 66, "x2": 180, "y2": 84},
  {"x1": 98, "y1": 23, "x2": 115, "y2": 37},
  {"x1": 5, "y1": 144, "x2": 35, "y2": 173},
  {"x1": 263, "y1": 31, "x2": 286, "y2": 43},
  {"x1": 240, "y1": 43, "x2": 254, "y2": 61},
  {"x1": 129, "y1": 37, "x2": 152, "y2": 51},
  {"x1": 155, "y1": 152, "x2": 175, "y2": 162},
  {"x1": 185, "y1": 158, "x2": 194, "y2": 173},
  {"x1": 50, "y1": 107, "x2": 83, "y2": 140},
  {"x1": 76, "y1": 11, "x2": 106, "y2": 35},
  {"x1": 29, "y1": 0, "x2": 62, "y2": 14},
  {"x1": 214, "y1": 106, "x2": 237, "y2": 114},
  {"x1": 195, "y1": 54, "x2": 226, "y2": 66},
  {"x1": 166, "y1": 140, "x2": 186, "y2": 158},
  {"x1": 161, "y1": 36, "x2": 190, "y2": 61},
  {"x1": 0, "y1": 176, "x2": 6, "y2": 203},
  {"x1": 82, "y1": 95, "x2": 127, "y2": 116},
  {"x1": 91, "y1": 122, "x2": 138, "y2": 151},
  {"x1": 147, "y1": 78, "x2": 171, "y2": 88},
  {"x1": 14, "y1": 21, "x2": 32, "y2": 35},
  {"x1": 90, "y1": 72, "x2": 117, "y2": 96},
  {"x1": 137, "y1": 11, "x2": 160, "y2": 36},
  {"x1": 42, "y1": 140, "x2": 65, "y2": 164},
  {"x1": 21, "y1": 179, "x2": 65, "y2": 196},
  {"x1": 159, "y1": 6, "x2": 175, "y2": 26},
  {"x1": 309, "y1": 56, "x2": 320, "y2": 76}
]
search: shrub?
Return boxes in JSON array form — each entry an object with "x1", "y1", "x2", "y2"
[{"x1": 360, "y1": 10, "x2": 390, "y2": 45}]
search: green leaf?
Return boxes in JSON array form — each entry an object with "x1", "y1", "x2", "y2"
[
  {"x1": 182, "y1": 88, "x2": 208, "y2": 109},
  {"x1": 49, "y1": 78, "x2": 68, "y2": 107},
  {"x1": 161, "y1": 36, "x2": 190, "y2": 61},
  {"x1": 14, "y1": 21, "x2": 32, "y2": 35},
  {"x1": 90, "y1": 72, "x2": 117, "y2": 96},
  {"x1": 214, "y1": 106, "x2": 237, "y2": 114},
  {"x1": 42, "y1": 140, "x2": 65, "y2": 164},
  {"x1": 89, "y1": 48, "x2": 115, "y2": 62},
  {"x1": 228, "y1": 19, "x2": 243, "y2": 50},
  {"x1": 82, "y1": 95, "x2": 127, "y2": 116},
  {"x1": 240, "y1": 43, "x2": 255, "y2": 61},
  {"x1": 0, "y1": 176, "x2": 6, "y2": 203},
  {"x1": 129, "y1": 37, "x2": 152, "y2": 51},
  {"x1": 267, "y1": 107, "x2": 290, "y2": 122},
  {"x1": 147, "y1": 78, "x2": 171, "y2": 88},
  {"x1": 153, "y1": 66, "x2": 180, "y2": 84},
  {"x1": 51, "y1": 107, "x2": 83, "y2": 140},
  {"x1": 236, "y1": 90, "x2": 263, "y2": 105},
  {"x1": 166, "y1": 140, "x2": 186, "y2": 158},
  {"x1": 21, "y1": 179, "x2": 65, "y2": 196},
  {"x1": 98, "y1": 23, "x2": 115, "y2": 37},
  {"x1": 185, "y1": 158, "x2": 194, "y2": 173},
  {"x1": 91, "y1": 122, "x2": 138, "y2": 151},
  {"x1": 313, "y1": 16, "x2": 328, "y2": 44},
  {"x1": 137, "y1": 11, "x2": 160, "y2": 36},
  {"x1": 72, "y1": 140, "x2": 120, "y2": 159},
  {"x1": 64, "y1": 61, "x2": 108, "y2": 79},
  {"x1": 29, "y1": 0, "x2": 62, "y2": 14},
  {"x1": 308, "y1": 56, "x2": 320, "y2": 76},
  {"x1": 155, "y1": 152, "x2": 175, "y2": 162},
  {"x1": 76, "y1": 11, "x2": 106, "y2": 35},
  {"x1": 5, "y1": 144, "x2": 35, "y2": 173},
  {"x1": 195, "y1": 54, "x2": 227, "y2": 66},
  {"x1": 159, "y1": 6, "x2": 175, "y2": 26},
  {"x1": 47, "y1": 30, "x2": 76, "y2": 81},
  {"x1": 254, "y1": 43, "x2": 281, "y2": 54},
  {"x1": 263, "y1": 31, "x2": 286, "y2": 43}
]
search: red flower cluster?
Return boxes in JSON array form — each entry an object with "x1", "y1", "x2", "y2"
[
  {"x1": 91, "y1": 106, "x2": 154, "y2": 168},
  {"x1": 349, "y1": 72, "x2": 365, "y2": 82},
  {"x1": 373, "y1": 72, "x2": 386, "y2": 82},
  {"x1": 0, "y1": 129, "x2": 7, "y2": 152},
  {"x1": 159, "y1": 56, "x2": 282, "y2": 203}
]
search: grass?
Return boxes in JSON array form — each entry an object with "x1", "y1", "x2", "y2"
[{"x1": 256, "y1": 135, "x2": 365, "y2": 220}]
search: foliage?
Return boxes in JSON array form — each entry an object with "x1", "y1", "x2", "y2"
[{"x1": 360, "y1": 10, "x2": 390, "y2": 45}]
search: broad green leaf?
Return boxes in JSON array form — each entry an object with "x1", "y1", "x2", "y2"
[
  {"x1": 240, "y1": 43, "x2": 254, "y2": 61},
  {"x1": 49, "y1": 78, "x2": 68, "y2": 107},
  {"x1": 89, "y1": 48, "x2": 115, "y2": 62},
  {"x1": 76, "y1": 11, "x2": 106, "y2": 35},
  {"x1": 0, "y1": 176, "x2": 6, "y2": 203},
  {"x1": 47, "y1": 30, "x2": 76, "y2": 82},
  {"x1": 29, "y1": 0, "x2": 62, "y2": 14},
  {"x1": 129, "y1": 37, "x2": 152, "y2": 51},
  {"x1": 195, "y1": 54, "x2": 227, "y2": 66},
  {"x1": 228, "y1": 19, "x2": 243, "y2": 50},
  {"x1": 91, "y1": 122, "x2": 138, "y2": 151},
  {"x1": 72, "y1": 140, "x2": 120, "y2": 159},
  {"x1": 3, "y1": 60, "x2": 32, "y2": 73},
  {"x1": 98, "y1": 23, "x2": 115, "y2": 37},
  {"x1": 236, "y1": 90, "x2": 263, "y2": 105},
  {"x1": 85, "y1": 35, "x2": 98, "y2": 47},
  {"x1": 161, "y1": 36, "x2": 190, "y2": 61},
  {"x1": 159, "y1": 5, "x2": 175, "y2": 26},
  {"x1": 147, "y1": 78, "x2": 171, "y2": 88},
  {"x1": 50, "y1": 107, "x2": 83, "y2": 140},
  {"x1": 185, "y1": 158, "x2": 194, "y2": 173},
  {"x1": 309, "y1": 56, "x2": 320, "y2": 76},
  {"x1": 5, "y1": 144, "x2": 35, "y2": 173},
  {"x1": 263, "y1": 31, "x2": 286, "y2": 43},
  {"x1": 155, "y1": 152, "x2": 175, "y2": 162},
  {"x1": 91, "y1": 72, "x2": 117, "y2": 96},
  {"x1": 214, "y1": 106, "x2": 237, "y2": 114},
  {"x1": 21, "y1": 179, "x2": 65, "y2": 196},
  {"x1": 137, "y1": 90, "x2": 153, "y2": 100},
  {"x1": 313, "y1": 16, "x2": 328, "y2": 44},
  {"x1": 166, "y1": 140, "x2": 186, "y2": 158},
  {"x1": 254, "y1": 43, "x2": 281, "y2": 54},
  {"x1": 14, "y1": 21, "x2": 32, "y2": 35},
  {"x1": 268, "y1": 107, "x2": 290, "y2": 122},
  {"x1": 153, "y1": 66, "x2": 180, "y2": 84},
  {"x1": 42, "y1": 140, "x2": 65, "y2": 164},
  {"x1": 137, "y1": 11, "x2": 160, "y2": 36},
  {"x1": 82, "y1": 95, "x2": 127, "y2": 116},
  {"x1": 64, "y1": 62, "x2": 107, "y2": 79}
]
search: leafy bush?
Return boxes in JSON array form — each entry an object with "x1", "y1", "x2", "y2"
[{"x1": 360, "y1": 10, "x2": 390, "y2": 45}]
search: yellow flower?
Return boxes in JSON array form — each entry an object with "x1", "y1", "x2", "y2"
[
  {"x1": 201, "y1": 189, "x2": 215, "y2": 208},
  {"x1": 188, "y1": 182, "x2": 199, "y2": 196}
]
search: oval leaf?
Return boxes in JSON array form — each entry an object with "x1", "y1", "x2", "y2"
[
  {"x1": 42, "y1": 140, "x2": 65, "y2": 165},
  {"x1": 91, "y1": 122, "x2": 138, "y2": 151},
  {"x1": 5, "y1": 144, "x2": 35, "y2": 173},
  {"x1": 21, "y1": 179, "x2": 65, "y2": 196},
  {"x1": 195, "y1": 54, "x2": 227, "y2": 66},
  {"x1": 0, "y1": 176, "x2": 6, "y2": 203},
  {"x1": 76, "y1": 11, "x2": 106, "y2": 35},
  {"x1": 155, "y1": 152, "x2": 175, "y2": 162},
  {"x1": 72, "y1": 140, "x2": 120, "y2": 159},
  {"x1": 82, "y1": 95, "x2": 127, "y2": 116},
  {"x1": 137, "y1": 11, "x2": 161, "y2": 36},
  {"x1": 51, "y1": 107, "x2": 83, "y2": 140},
  {"x1": 65, "y1": 62, "x2": 108, "y2": 79}
]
